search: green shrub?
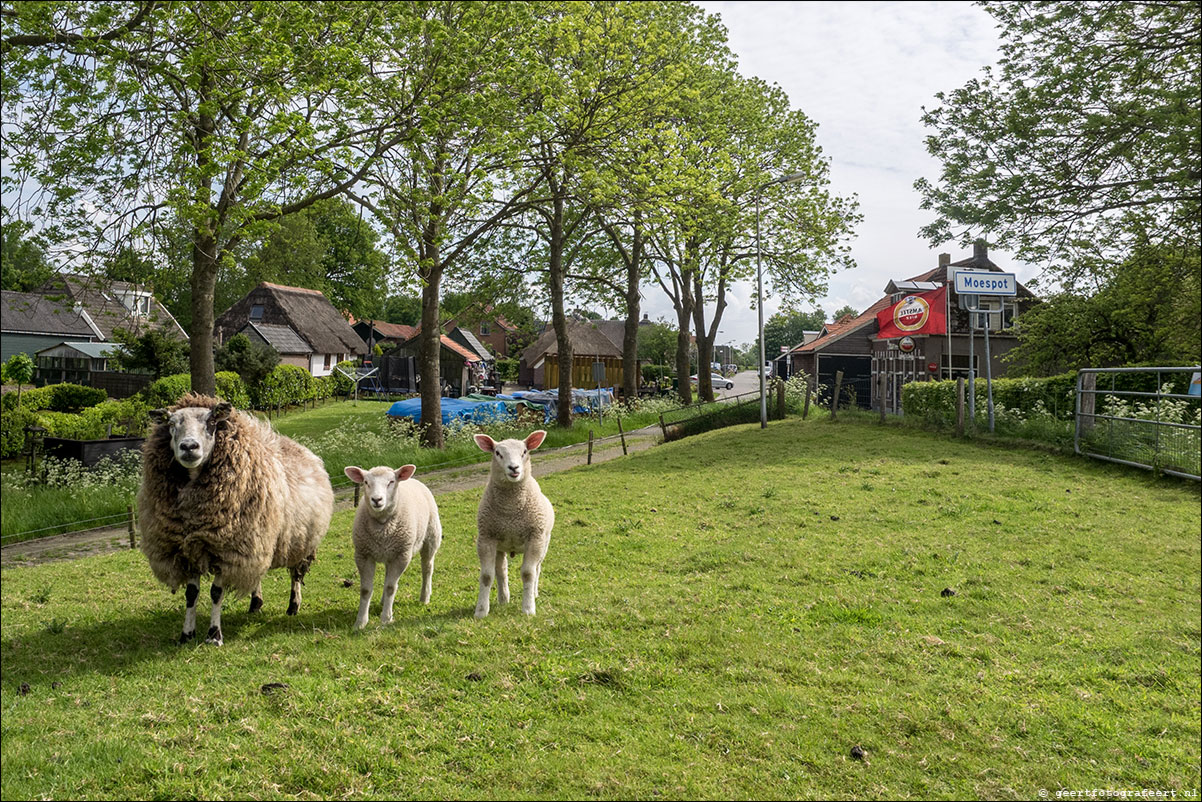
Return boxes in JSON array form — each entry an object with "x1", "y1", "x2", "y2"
[
  {"x1": 0, "y1": 405, "x2": 39, "y2": 458},
  {"x1": 902, "y1": 372, "x2": 1079, "y2": 426},
  {"x1": 0, "y1": 384, "x2": 54, "y2": 412},
  {"x1": 495, "y1": 357, "x2": 519, "y2": 383},
  {"x1": 252, "y1": 364, "x2": 315, "y2": 408},
  {"x1": 144, "y1": 373, "x2": 193, "y2": 408},
  {"x1": 214, "y1": 371, "x2": 251, "y2": 409},
  {"x1": 329, "y1": 360, "x2": 358, "y2": 397},
  {"x1": 47, "y1": 383, "x2": 107, "y2": 412},
  {"x1": 641, "y1": 364, "x2": 674, "y2": 384}
]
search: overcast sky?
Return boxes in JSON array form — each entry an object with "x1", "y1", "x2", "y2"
[{"x1": 639, "y1": 0, "x2": 1037, "y2": 349}]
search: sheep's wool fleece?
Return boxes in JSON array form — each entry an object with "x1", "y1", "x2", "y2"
[{"x1": 138, "y1": 393, "x2": 333, "y2": 594}]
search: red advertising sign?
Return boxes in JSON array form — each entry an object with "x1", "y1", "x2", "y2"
[{"x1": 877, "y1": 287, "x2": 947, "y2": 339}]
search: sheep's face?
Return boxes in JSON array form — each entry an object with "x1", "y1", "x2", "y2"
[
  {"x1": 153, "y1": 403, "x2": 232, "y2": 470},
  {"x1": 475, "y1": 430, "x2": 546, "y2": 483},
  {"x1": 345, "y1": 464, "x2": 416, "y2": 518}
]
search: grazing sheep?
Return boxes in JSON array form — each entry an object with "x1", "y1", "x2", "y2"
[
  {"x1": 343, "y1": 464, "x2": 442, "y2": 629},
  {"x1": 138, "y1": 393, "x2": 334, "y2": 645},
  {"x1": 473, "y1": 430, "x2": 554, "y2": 618}
]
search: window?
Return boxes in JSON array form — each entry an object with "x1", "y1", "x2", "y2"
[
  {"x1": 480, "y1": 321, "x2": 491, "y2": 336},
  {"x1": 324, "y1": 353, "x2": 332, "y2": 370},
  {"x1": 940, "y1": 353, "x2": 979, "y2": 381},
  {"x1": 250, "y1": 304, "x2": 264, "y2": 321}
]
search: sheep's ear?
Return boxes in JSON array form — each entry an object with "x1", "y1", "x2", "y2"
[
  {"x1": 396, "y1": 464, "x2": 417, "y2": 482},
  {"x1": 525, "y1": 430, "x2": 547, "y2": 450},
  {"x1": 344, "y1": 466, "x2": 366, "y2": 484},
  {"x1": 210, "y1": 402, "x2": 232, "y2": 422},
  {"x1": 149, "y1": 408, "x2": 168, "y2": 424},
  {"x1": 474, "y1": 434, "x2": 496, "y2": 453}
]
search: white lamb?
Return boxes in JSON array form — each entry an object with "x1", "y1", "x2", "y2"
[
  {"x1": 473, "y1": 430, "x2": 555, "y2": 618},
  {"x1": 344, "y1": 464, "x2": 442, "y2": 629}
]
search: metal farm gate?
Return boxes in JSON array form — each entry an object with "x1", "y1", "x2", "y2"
[{"x1": 1075, "y1": 366, "x2": 1201, "y2": 480}]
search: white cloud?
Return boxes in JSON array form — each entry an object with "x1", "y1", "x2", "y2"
[{"x1": 647, "y1": 0, "x2": 1040, "y2": 348}]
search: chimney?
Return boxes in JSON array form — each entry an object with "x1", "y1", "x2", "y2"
[
  {"x1": 974, "y1": 238, "x2": 988, "y2": 262},
  {"x1": 938, "y1": 253, "x2": 951, "y2": 268},
  {"x1": 940, "y1": 252, "x2": 952, "y2": 282}
]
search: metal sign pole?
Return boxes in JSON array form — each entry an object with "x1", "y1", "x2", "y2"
[
  {"x1": 968, "y1": 297, "x2": 976, "y2": 427},
  {"x1": 984, "y1": 304, "x2": 995, "y2": 433}
]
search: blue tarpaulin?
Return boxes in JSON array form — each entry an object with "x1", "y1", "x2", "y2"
[{"x1": 386, "y1": 397, "x2": 513, "y2": 425}]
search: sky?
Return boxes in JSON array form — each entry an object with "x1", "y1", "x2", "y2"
[{"x1": 638, "y1": 0, "x2": 1040, "y2": 350}]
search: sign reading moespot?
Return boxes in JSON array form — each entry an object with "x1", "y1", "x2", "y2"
[{"x1": 955, "y1": 270, "x2": 1017, "y2": 296}]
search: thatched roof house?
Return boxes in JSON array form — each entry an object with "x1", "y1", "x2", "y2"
[
  {"x1": 519, "y1": 317, "x2": 624, "y2": 390},
  {"x1": 215, "y1": 282, "x2": 366, "y2": 377}
]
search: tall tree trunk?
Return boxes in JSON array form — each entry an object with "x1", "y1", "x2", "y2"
[
  {"x1": 190, "y1": 73, "x2": 217, "y2": 398},
  {"x1": 419, "y1": 257, "x2": 444, "y2": 449},
  {"x1": 692, "y1": 271, "x2": 714, "y2": 403},
  {"x1": 549, "y1": 190, "x2": 573, "y2": 427},
  {"x1": 620, "y1": 220, "x2": 642, "y2": 401},
  {"x1": 189, "y1": 229, "x2": 218, "y2": 397}
]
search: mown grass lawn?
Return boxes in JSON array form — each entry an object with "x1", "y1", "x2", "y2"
[{"x1": 1, "y1": 418, "x2": 1198, "y2": 800}]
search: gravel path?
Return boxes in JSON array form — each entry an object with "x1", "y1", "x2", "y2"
[{"x1": 1, "y1": 425, "x2": 661, "y2": 568}]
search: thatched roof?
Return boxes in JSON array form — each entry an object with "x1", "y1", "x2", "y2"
[
  {"x1": 521, "y1": 318, "x2": 622, "y2": 365},
  {"x1": 216, "y1": 282, "x2": 366, "y2": 355}
]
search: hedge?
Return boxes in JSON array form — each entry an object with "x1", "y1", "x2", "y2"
[
  {"x1": 902, "y1": 372, "x2": 1079, "y2": 425},
  {"x1": 144, "y1": 372, "x2": 251, "y2": 409}
]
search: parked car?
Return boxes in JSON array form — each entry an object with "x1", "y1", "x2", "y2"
[{"x1": 690, "y1": 373, "x2": 734, "y2": 390}]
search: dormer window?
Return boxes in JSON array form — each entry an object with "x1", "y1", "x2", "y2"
[
  {"x1": 250, "y1": 304, "x2": 264, "y2": 321},
  {"x1": 120, "y1": 291, "x2": 153, "y2": 317}
]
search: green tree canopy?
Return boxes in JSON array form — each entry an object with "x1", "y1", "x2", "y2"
[
  {"x1": 0, "y1": 218, "x2": 53, "y2": 292},
  {"x1": 110, "y1": 327, "x2": 190, "y2": 380},
  {"x1": 1007, "y1": 244, "x2": 1201, "y2": 374},
  {"x1": 757, "y1": 308, "x2": 827, "y2": 361},
  {"x1": 916, "y1": 1, "x2": 1201, "y2": 283}
]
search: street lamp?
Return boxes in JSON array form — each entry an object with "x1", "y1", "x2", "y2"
[{"x1": 756, "y1": 170, "x2": 807, "y2": 428}]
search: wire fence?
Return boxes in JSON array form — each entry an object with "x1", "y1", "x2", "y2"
[{"x1": 1075, "y1": 366, "x2": 1201, "y2": 481}]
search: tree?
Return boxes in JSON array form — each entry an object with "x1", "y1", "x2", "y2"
[
  {"x1": 2, "y1": 352, "x2": 35, "y2": 404},
  {"x1": 636, "y1": 318, "x2": 678, "y2": 370},
  {"x1": 832, "y1": 304, "x2": 858, "y2": 321},
  {"x1": 214, "y1": 332, "x2": 280, "y2": 388},
  {"x1": 352, "y1": 1, "x2": 540, "y2": 448},
  {"x1": 383, "y1": 294, "x2": 422, "y2": 327},
  {"x1": 0, "y1": 218, "x2": 53, "y2": 292},
  {"x1": 110, "y1": 327, "x2": 190, "y2": 379},
  {"x1": 239, "y1": 198, "x2": 389, "y2": 320},
  {"x1": 916, "y1": 1, "x2": 1201, "y2": 282},
  {"x1": 1006, "y1": 243, "x2": 1201, "y2": 374},
  {"x1": 3, "y1": 2, "x2": 423, "y2": 396},
  {"x1": 756, "y1": 308, "x2": 827, "y2": 362}
]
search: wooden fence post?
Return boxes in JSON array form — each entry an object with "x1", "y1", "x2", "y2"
[
  {"x1": 776, "y1": 379, "x2": 786, "y2": 419},
  {"x1": 659, "y1": 413, "x2": 668, "y2": 440},
  {"x1": 830, "y1": 370, "x2": 844, "y2": 421},
  {"x1": 127, "y1": 505, "x2": 136, "y2": 549},
  {"x1": 956, "y1": 377, "x2": 965, "y2": 437},
  {"x1": 587, "y1": 429, "x2": 594, "y2": 465},
  {"x1": 617, "y1": 416, "x2": 627, "y2": 455},
  {"x1": 803, "y1": 378, "x2": 812, "y2": 420},
  {"x1": 1079, "y1": 372, "x2": 1097, "y2": 432},
  {"x1": 878, "y1": 372, "x2": 887, "y2": 423}
]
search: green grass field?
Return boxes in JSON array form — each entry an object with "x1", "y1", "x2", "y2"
[
  {"x1": 1, "y1": 418, "x2": 1198, "y2": 800},
  {"x1": 1, "y1": 397, "x2": 673, "y2": 544}
]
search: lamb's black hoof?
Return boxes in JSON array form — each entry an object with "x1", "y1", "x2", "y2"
[
  {"x1": 286, "y1": 602, "x2": 299, "y2": 616},
  {"x1": 205, "y1": 626, "x2": 223, "y2": 646},
  {"x1": 249, "y1": 595, "x2": 264, "y2": 614},
  {"x1": 179, "y1": 630, "x2": 196, "y2": 644}
]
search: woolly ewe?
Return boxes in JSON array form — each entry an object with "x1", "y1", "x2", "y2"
[
  {"x1": 344, "y1": 464, "x2": 442, "y2": 629},
  {"x1": 473, "y1": 430, "x2": 555, "y2": 618},
  {"x1": 138, "y1": 394, "x2": 333, "y2": 645}
]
